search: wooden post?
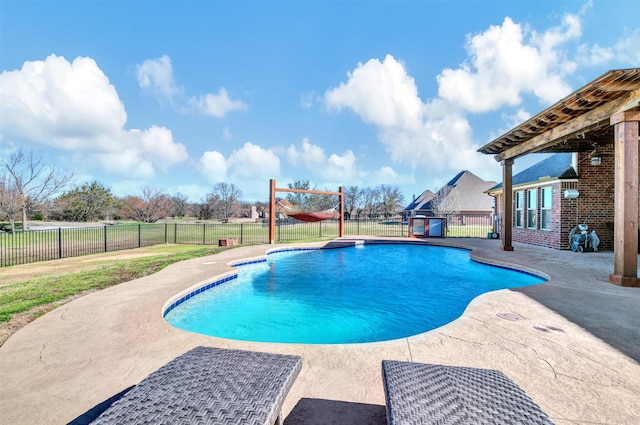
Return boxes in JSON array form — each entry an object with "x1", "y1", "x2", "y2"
[
  {"x1": 609, "y1": 111, "x2": 640, "y2": 286},
  {"x1": 339, "y1": 186, "x2": 345, "y2": 237},
  {"x1": 501, "y1": 159, "x2": 514, "y2": 251},
  {"x1": 269, "y1": 179, "x2": 276, "y2": 244}
]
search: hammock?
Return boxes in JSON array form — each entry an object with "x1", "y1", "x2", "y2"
[{"x1": 278, "y1": 203, "x2": 338, "y2": 222}]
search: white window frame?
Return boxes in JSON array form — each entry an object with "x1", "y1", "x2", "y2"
[
  {"x1": 515, "y1": 191, "x2": 524, "y2": 228},
  {"x1": 527, "y1": 189, "x2": 537, "y2": 229},
  {"x1": 540, "y1": 186, "x2": 552, "y2": 230}
]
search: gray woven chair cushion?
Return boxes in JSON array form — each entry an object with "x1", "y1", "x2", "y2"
[
  {"x1": 382, "y1": 360, "x2": 555, "y2": 425},
  {"x1": 90, "y1": 346, "x2": 302, "y2": 425}
]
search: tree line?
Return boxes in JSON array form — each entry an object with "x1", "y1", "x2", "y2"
[{"x1": 1, "y1": 149, "x2": 404, "y2": 232}]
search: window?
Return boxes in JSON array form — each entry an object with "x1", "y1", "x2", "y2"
[
  {"x1": 515, "y1": 191, "x2": 523, "y2": 227},
  {"x1": 527, "y1": 189, "x2": 537, "y2": 229},
  {"x1": 540, "y1": 187, "x2": 552, "y2": 230}
]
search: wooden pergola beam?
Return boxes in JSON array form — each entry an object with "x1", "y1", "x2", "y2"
[{"x1": 495, "y1": 88, "x2": 640, "y2": 162}]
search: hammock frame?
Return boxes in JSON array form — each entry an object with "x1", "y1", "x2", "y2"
[
  {"x1": 269, "y1": 179, "x2": 344, "y2": 243},
  {"x1": 277, "y1": 202, "x2": 339, "y2": 223}
]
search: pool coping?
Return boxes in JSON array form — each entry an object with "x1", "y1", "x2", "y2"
[{"x1": 1, "y1": 237, "x2": 639, "y2": 424}]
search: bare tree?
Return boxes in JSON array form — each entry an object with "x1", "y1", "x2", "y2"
[
  {"x1": 169, "y1": 193, "x2": 189, "y2": 218},
  {"x1": 360, "y1": 187, "x2": 379, "y2": 219},
  {"x1": 0, "y1": 149, "x2": 73, "y2": 231},
  {"x1": 121, "y1": 186, "x2": 171, "y2": 223},
  {"x1": 212, "y1": 182, "x2": 242, "y2": 221},
  {"x1": 431, "y1": 186, "x2": 460, "y2": 216},
  {"x1": 343, "y1": 186, "x2": 361, "y2": 219},
  {"x1": 378, "y1": 184, "x2": 404, "y2": 218},
  {"x1": 0, "y1": 174, "x2": 22, "y2": 231}
]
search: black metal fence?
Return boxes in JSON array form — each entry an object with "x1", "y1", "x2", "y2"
[{"x1": 0, "y1": 214, "x2": 494, "y2": 267}]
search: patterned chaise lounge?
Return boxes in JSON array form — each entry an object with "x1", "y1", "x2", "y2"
[
  {"x1": 90, "y1": 346, "x2": 302, "y2": 425},
  {"x1": 381, "y1": 360, "x2": 555, "y2": 425}
]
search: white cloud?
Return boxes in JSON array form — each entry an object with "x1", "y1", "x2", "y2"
[
  {"x1": 613, "y1": 29, "x2": 640, "y2": 64},
  {"x1": 136, "y1": 55, "x2": 181, "y2": 101},
  {"x1": 577, "y1": 28, "x2": 640, "y2": 66},
  {"x1": 286, "y1": 138, "x2": 358, "y2": 181},
  {"x1": 136, "y1": 55, "x2": 247, "y2": 118},
  {"x1": 287, "y1": 138, "x2": 326, "y2": 169},
  {"x1": 198, "y1": 142, "x2": 280, "y2": 188},
  {"x1": 189, "y1": 88, "x2": 248, "y2": 118},
  {"x1": 323, "y1": 53, "x2": 501, "y2": 186},
  {"x1": 327, "y1": 150, "x2": 356, "y2": 178},
  {"x1": 437, "y1": 14, "x2": 580, "y2": 112},
  {"x1": 325, "y1": 54, "x2": 423, "y2": 129},
  {"x1": 0, "y1": 54, "x2": 126, "y2": 148},
  {"x1": 377, "y1": 166, "x2": 398, "y2": 180},
  {"x1": 0, "y1": 54, "x2": 189, "y2": 179},
  {"x1": 321, "y1": 10, "x2": 598, "y2": 190},
  {"x1": 134, "y1": 126, "x2": 188, "y2": 169},
  {"x1": 199, "y1": 150, "x2": 228, "y2": 184},
  {"x1": 228, "y1": 142, "x2": 280, "y2": 179},
  {"x1": 324, "y1": 56, "x2": 493, "y2": 178},
  {"x1": 576, "y1": 43, "x2": 614, "y2": 66}
]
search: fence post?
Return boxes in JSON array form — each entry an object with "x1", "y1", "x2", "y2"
[
  {"x1": 58, "y1": 227, "x2": 63, "y2": 259},
  {"x1": 174, "y1": 223, "x2": 178, "y2": 243},
  {"x1": 138, "y1": 224, "x2": 141, "y2": 247},
  {"x1": 240, "y1": 223, "x2": 244, "y2": 244},
  {"x1": 164, "y1": 223, "x2": 168, "y2": 244},
  {"x1": 319, "y1": 221, "x2": 322, "y2": 238},
  {"x1": 104, "y1": 226, "x2": 108, "y2": 252},
  {"x1": 202, "y1": 223, "x2": 206, "y2": 245}
]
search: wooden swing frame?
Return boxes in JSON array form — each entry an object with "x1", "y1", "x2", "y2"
[{"x1": 269, "y1": 179, "x2": 344, "y2": 244}]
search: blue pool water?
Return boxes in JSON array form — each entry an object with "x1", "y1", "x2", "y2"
[{"x1": 165, "y1": 244, "x2": 545, "y2": 344}]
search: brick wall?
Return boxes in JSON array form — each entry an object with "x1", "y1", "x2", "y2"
[
  {"x1": 494, "y1": 146, "x2": 629, "y2": 251},
  {"x1": 572, "y1": 150, "x2": 616, "y2": 250}
]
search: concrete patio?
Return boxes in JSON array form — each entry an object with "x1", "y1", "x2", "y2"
[{"x1": 0, "y1": 238, "x2": 638, "y2": 424}]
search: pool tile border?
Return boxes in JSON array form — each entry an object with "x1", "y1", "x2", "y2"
[
  {"x1": 163, "y1": 274, "x2": 239, "y2": 317},
  {"x1": 163, "y1": 247, "x2": 319, "y2": 317}
]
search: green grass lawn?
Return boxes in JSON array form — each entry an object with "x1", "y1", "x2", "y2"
[{"x1": 0, "y1": 244, "x2": 226, "y2": 326}]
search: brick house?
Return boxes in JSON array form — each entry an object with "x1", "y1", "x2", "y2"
[
  {"x1": 477, "y1": 68, "x2": 639, "y2": 286},
  {"x1": 486, "y1": 152, "x2": 618, "y2": 251}
]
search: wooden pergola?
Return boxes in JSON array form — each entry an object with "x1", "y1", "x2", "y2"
[{"x1": 478, "y1": 68, "x2": 640, "y2": 287}]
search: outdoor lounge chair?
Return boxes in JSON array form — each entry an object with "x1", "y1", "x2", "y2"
[
  {"x1": 89, "y1": 346, "x2": 302, "y2": 425},
  {"x1": 381, "y1": 360, "x2": 555, "y2": 425}
]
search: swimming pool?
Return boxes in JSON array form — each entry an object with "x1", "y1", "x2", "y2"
[{"x1": 164, "y1": 243, "x2": 545, "y2": 344}]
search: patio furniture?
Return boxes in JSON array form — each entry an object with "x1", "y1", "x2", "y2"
[
  {"x1": 90, "y1": 346, "x2": 303, "y2": 425},
  {"x1": 381, "y1": 360, "x2": 555, "y2": 425}
]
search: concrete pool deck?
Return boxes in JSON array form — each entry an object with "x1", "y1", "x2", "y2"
[{"x1": 0, "y1": 237, "x2": 639, "y2": 424}]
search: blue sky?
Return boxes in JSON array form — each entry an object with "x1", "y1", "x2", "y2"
[{"x1": 1, "y1": 1, "x2": 638, "y2": 203}]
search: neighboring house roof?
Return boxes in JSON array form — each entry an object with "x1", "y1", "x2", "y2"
[
  {"x1": 404, "y1": 189, "x2": 436, "y2": 211},
  {"x1": 487, "y1": 153, "x2": 578, "y2": 193},
  {"x1": 406, "y1": 170, "x2": 496, "y2": 212}
]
